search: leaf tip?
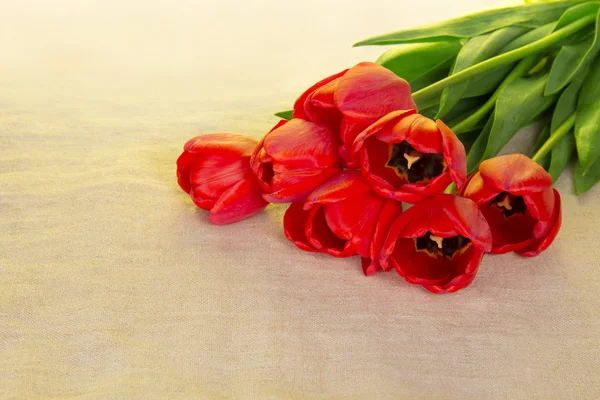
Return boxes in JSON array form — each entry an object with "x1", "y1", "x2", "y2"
[{"x1": 352, "y1": 39, "x2": 373, "y2": 47}]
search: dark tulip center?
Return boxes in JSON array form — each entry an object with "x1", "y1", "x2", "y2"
[
  {"x1": 489, "y1": 192, "x2": 527, "y2": 219},
  {"x1": 415, "y1": 231, "x2": 471, "y2": 259},
  {"x1": 386, "y1": 141, "x2": 447, "y2": 184}
]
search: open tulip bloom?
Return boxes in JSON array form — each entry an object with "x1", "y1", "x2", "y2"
[
  {"x1": 380, "y1": 194, "x2": 492, "y2": 294},
  {"x1": 353, "y1": 110, "x2": 467, "y2": 204},
  {"x1": 283, "y1": 170, "x2": 402, "y2": 276},
  {"x1": 176, "y1": 4, "x2": 576, "y2": 294},
  {"x1": 461, "y1": 154, "x2": 562, "y2": 257}
]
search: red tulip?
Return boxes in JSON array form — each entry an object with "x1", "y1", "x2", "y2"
[
  {"x1": 251, "y1": 119, "x2": 342, "y2": 203},
  {"x1": 380, "y1": 194, "x2": 492, "y2": 294},
  {"x1": 283, "y1": 170, "x2": 402, "y2": 276},
  {"x1": 293, "y1": 62, "x2": 416, "y2": 167},
  {"x1": 176, "y1": 133, "x2": 268, "y2": 225},
  {"x1": 353, "y1": 110, "x2": 467, "y2": 204},
  {"x1": 460, "y1": 154, "x2": 561, "y2": 256}
]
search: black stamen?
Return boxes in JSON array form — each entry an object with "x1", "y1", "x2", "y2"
[
  {"x1": 489, "y1": 192, "x2": 527, "y2": 218},
  {"x1": 386, "y1": 141, "x2": 446, "y2": 183},
  {"x1": 415, "y1": 231, "x2": 471, "y2": 259}
]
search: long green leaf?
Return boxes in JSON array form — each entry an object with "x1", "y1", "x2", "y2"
[
  {"x1": 575, "y1": 158, "x2": 600, "y2": 193},
  {"x1": 409, "y1": 58, "x2": 455, "y2": 93},
  {"x1": 437, "y1": 27, "x2": 528, "y2": 118},
  {"x1": 554, "y1": 1, "x2": 600, "y2": 30},
  {"x1": 575, "y1": 53, "x2": 600, "y2": 174},
  {"x1": 467, "y1": 113, "x2": 494, "y2": 174},
  {"x1": 422, "y1": 95, "x2": 489, "y2": 125},
  {"x1": 546, "y1": 5, "x2": 600, "y2": 94},
  {"x1": 546, "y1": 67, "x2": 588, "y2": 181},
  {"x1": 480, "y1": 72, "x2": 558, "y2": 163},
  {"x1": 354, "y1": 1, "x2": 584, "y2": 46},
  {"x1": 376, "y1": 41, "x2": 462, "y2": 82},
  {"x1": 533, "y1": 126, "x2": 552, "y2": 169},
  {"x1": 462, "y1": 22, "x2": 557, "y2": 98}
]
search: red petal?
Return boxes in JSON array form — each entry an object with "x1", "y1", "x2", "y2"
[
  {"x1": 402, "y1": 114, "x2": 443, "y2": 153},
  {"x1": 438, "y1": 194, "x2": 493, "y2": 252},
  {"x1": 393, "y1": 172, "x2": 453, "y2": 204},
  {"x1": 323, "y1": 200, "x2": 364, "y2": 241},
  {"x1": 176, "y1": 150, "x2": 201, "y2": 193},
  {"x1": 183, "y1": 133, "x2": 257, "y2": 157},
  {"x1": 189, "y1": 187, "x2": 216, "y2": 210},
  {"x1": 348, "y1": 193, "x2": 386, "y2": 257},
  {"x1": 361, "y1": 257, "x2": 380, "y2": 277},
  {"x1": 189, "y1": 156, "x2": 249, "y2": 202},
  {"x1": 523, "y1": 187, "x2": 555, "y2": 223},
  {"x1": 518, "y1": 189, "x2": 562, "y2": 257},
  {"x1": 283, "y1": 203, "x2": 318, "y2": 253},
  {"x1": 479, "y1": 154, "x2": 553, "y2": 195},
  {"x1": 293, "y1": 69, "x2": 348, "y2": 120},
  {"x1": 393, "y1": 240, "x2": 484, "y2": 294},
  {"x1": 353, "y1": 109, "x2": 417, "y2": 154},
  {"x1": 339, "y1": 117, "x2": 364, "y2": 166},
  {"x1": 264, "y1": 167, "x2": 340, "y2": 203},
  {"x1": 305, "y1": 207, "x2": 355, "y2": 257},
  {"x1": 360, "y1": 137, "x2": 403, "y2": 197},
  {"x1": 208, "y1": 174, "x2": 269, "y2": 225},
  {"x1": 304, "y1": 170, "x2": 370, "y2": 208},
  {"x1": 437, "y1": 120, "x2": 467, "y2": 190},
  {"x1": 335, "y1": 62, "x2": 416, "y2": 120},
  {"x1": 460, "y1": 173, "x2": 499, "y2": 206},
  {"x1": 262, "y1": 119, "x2": 340, "y2": 168},
  {"x1": 423, "y1": 248, "x2": 485, "y2": 294},
  {"x1": 392, "y1": 238, "x2": 451, "y2": 284},
  {"x1": 370, "y1": 199, "x2": 403, "y2": 273},
  {"x1": 479, "y1": 202, "x2": 537, "y2": 254}
]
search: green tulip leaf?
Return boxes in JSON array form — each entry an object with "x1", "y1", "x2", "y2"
[
  {"x1": 353, "y1": 1, "x2": 584, "y2": 46},
  {"x1": 437, "y1": 26, "x2": 529, "y2": 119},
  {"x1": 462, "y1": 22, "x2": 557, "y2": 98},
  {"x1": 376, "y1": 41, "x2": 462, "y2": 83},
  {"x1": 533, "y1": 126, "x2": 552, "y2": 169},
  {"x1": 554, "y1": 1, "x2": 600, "y2": 30},
  {"x1": 467, "y1": 113, "x2": 494, "y2": 174},
  {"x1": 574, "y1": 158, "x2": 600, "y2": 193},
  {"x1": 274, "y1": 110, "x2": 293, "y2": 120},
  {"x1": 479, "y1": 72, "x2": 558, "y2": 166},
  {"x1": 546, "y1": 6, "x2": 600, "y2": 95},
  {"x1": 408, "y1": 58, "x2": 455, "y2": 94},
  {"x1": 575, "y1": 53, "x2": 600, "y2": 174},
  {"x1": 546, "y1": 66, "x2": 588, "y2": 181},
  {"x1": 422, "y1": 95, "x2": 489, "y2": 126}
]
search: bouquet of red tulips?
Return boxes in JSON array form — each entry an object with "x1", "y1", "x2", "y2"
[{"x1": 173, "y1": 0, "x2": 596, "y2": 294}]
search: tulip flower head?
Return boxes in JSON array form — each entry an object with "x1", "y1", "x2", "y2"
[
  {"x1": 251, "y1": 119, "x2": 342, "y2": 203},
  {"x1": 176, "y1": 133, "x2": 269, "y2": 225},
  {"x1": 461, "y1": 154, "x2": 562, "y2": 256},
  {"x1": 380, "y1": 194, "x2": 492, "y2": 293},
  {"x1": 293, "y1": 61, "x2": 417, "y2": 167},
  {"x1": 354, "y1": 110, "x2": 467, "y2": 204},
  {"x1": 284, "y1": 170, "x2": 402, "y2": 276}
]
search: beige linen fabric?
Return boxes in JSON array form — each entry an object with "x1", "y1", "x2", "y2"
[{"x1": 1, "y1": 0, "x2": 599, "y2": 398}]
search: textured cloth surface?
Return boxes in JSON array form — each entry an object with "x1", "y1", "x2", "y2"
[{"x1": 1, "y1": 1, "x2": 599, "y2": 399}]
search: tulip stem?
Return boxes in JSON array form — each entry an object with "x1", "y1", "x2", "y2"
[
  {"x1": 411, "y1": 14, "x2": 596, "y2": 105},
  {"x1": 532, "y1": 113, "x2": 576, "y2": 163}
]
